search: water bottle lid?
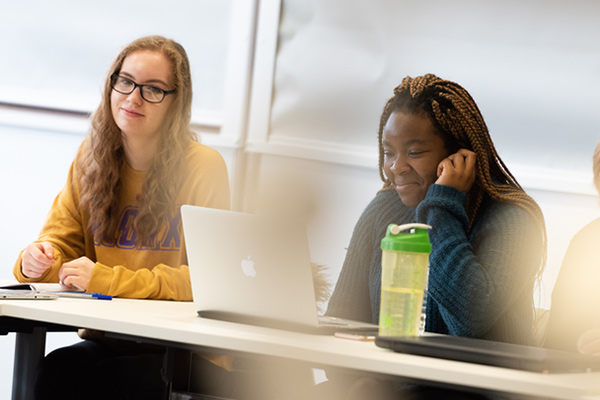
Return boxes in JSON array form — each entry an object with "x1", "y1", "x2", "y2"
[{"x1": 381, "y1": 223, "x2": 432, "y2": 253}]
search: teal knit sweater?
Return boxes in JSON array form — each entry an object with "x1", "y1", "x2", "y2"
[{"x1": 326, "y1": 184, "x2": 543, "y2": 345}]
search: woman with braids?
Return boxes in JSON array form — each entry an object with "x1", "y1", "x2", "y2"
[
  {"x1": 322, "y1": 74, "x2": 547, "y2": 399},
  {"x1": 14, "y1": 36, "x2": 230, "y2": 399}
]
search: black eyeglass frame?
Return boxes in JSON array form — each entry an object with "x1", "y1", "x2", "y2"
[{"x1": 110, "y1": 73, "x2": 176, "y2": 104}]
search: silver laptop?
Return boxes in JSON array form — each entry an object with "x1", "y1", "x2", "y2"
[
  {"x1": 181, "y1": 205, "x2": 377, "y2": 335},
  {"x1": 375, "y1": 333, "x2": 600, "y2": 373}
]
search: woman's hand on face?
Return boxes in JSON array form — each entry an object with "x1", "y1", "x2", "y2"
[
  {"x1": 436, "y1": 148, "x2": 477, "y2": 193},
  {"x1": 21, "y1": 242, "x2": 55, "y2": 278},
  {"x1": 58, "y1": 257, "x2": 95, "y2": 291},
  {"x1": 578, "y1": 328, "x2": 600, "y2": 356}
]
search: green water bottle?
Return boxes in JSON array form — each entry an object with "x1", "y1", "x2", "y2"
[{"x1": 379, "y1": 223, "x2": 432, "y2": 337}]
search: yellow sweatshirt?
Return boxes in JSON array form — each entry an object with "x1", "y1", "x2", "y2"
[{"x1": 13, "y1": 141, "x2": 230, "y2": 301}]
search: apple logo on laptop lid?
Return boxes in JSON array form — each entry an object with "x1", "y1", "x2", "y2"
[{"x1": 241, "y1": 255, "x2": 257, "y2": 277}]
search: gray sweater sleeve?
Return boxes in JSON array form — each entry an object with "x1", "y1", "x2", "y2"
[{"x1": 416, "y1": 184, "x2": 542, "y2": 344}]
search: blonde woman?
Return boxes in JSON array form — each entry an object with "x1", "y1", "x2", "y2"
[
  {"x1": 15, "y1": 36, "x2": 230, "y2": 399},
  {"x1": 546, "y1": 139, "x2": 600, "y2": 354}
]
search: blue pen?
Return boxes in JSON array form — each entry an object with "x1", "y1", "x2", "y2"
[
  {"x1": 57, "y1": 292, "x2": 113, "y2": 300},
  {"x1": 89, "y1": 293, "x2": 113, "y2": 300}
]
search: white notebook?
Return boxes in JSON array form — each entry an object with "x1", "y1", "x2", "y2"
[
  {"x1": 0, "y1": 288, "x2": 58, "y2": 300},
  {"x1": 0, "y1": 281, "x2": 84, "y2": 293},
  {"x1": 0, "y1": 281, "x2": 84, "y2": 300}
]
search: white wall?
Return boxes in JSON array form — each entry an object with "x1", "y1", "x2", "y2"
[
  {"x1": 248, "y1": 0, "x2": 600, "y2": 179},
  {"x1": 0, "y1": 0, "x2": 233, "y2": 122}
]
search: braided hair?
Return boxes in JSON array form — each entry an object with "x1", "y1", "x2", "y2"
[{"x1": 378, "y1": 74, "x2": 546, "y2": 268}]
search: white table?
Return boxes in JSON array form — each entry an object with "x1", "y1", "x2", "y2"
[{"x1": 2, "y1": 298, "x2": 600, "y2": 400}]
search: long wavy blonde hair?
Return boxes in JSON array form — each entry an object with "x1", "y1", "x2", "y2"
[{"x1": 76, "y1": 35, "x2": 195, "y2": 247}]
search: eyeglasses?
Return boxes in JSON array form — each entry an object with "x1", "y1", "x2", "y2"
[{"x1": 110, "y1": 73, "x2": 176, "y2": 104}]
